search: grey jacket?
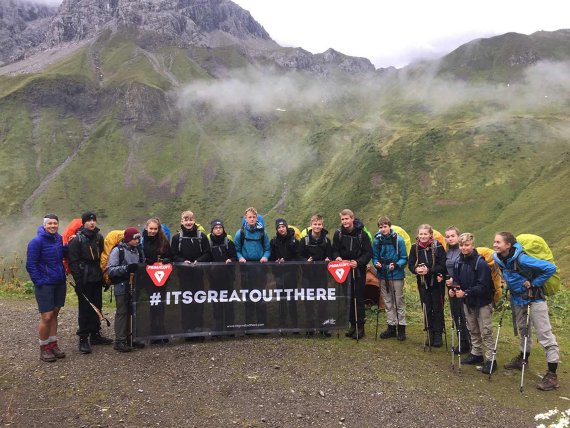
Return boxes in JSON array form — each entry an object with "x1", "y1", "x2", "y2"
[{"x1": 106, "y1": 242, "x2": 144, "y2": 295}]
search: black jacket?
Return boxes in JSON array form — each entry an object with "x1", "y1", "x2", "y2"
[
  {"x1": 209, "y1": 233, "x2": 237, "y2": 262},
  {"x1": 68, "y1": 226, "x2": 104, "y2": 284},
  {"x1": 298, "y1": 229, "x2": 332, "y2": 261},
  {"x1": 171, "y1": 225, "x2": 211, "y2": 263},
  {"x1": 270, "y1": 228, "x2": 299, "y2": 261},
  {"x1": 408, "y1": 240, "x2": 447, "y2": 288},
  {"x1": 142, "y1": 230, "x2": 171, "y2": 264},
  {"x1": 331, "y1": 220, "x2": 372, "y2": 269},
  {"x1": 452, "y1": 249, "x2": 494, "y2": 308}
]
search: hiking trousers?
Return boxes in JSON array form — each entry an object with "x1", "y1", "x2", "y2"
[
  {"x1": 379, "y1": 278, "x2": 406, "y2": 325},
  {"x1": 463, "y1": 302, "x2": 494, "y2": 361},
  {"x1": 512, "y1": 300, "x2": 559, "y2": 363}
]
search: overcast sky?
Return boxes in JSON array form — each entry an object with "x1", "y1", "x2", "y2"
[
  {"x1": 34, "y1": 0, "x2": 568, "y2": 69},
  {"x1": 232, "y1": 0, "x2": 569, "y2": 68}
]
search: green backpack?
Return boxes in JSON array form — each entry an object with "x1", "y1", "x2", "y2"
[{"x1": 516, "y1": 234, "x2": 561, "y2": 296}]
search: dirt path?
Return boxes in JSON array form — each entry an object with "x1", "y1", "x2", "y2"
[{"x1": 0, "y1": 298, "x2": 567, "y2": 427}]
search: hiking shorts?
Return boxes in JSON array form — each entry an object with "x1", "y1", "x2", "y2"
[{"x1": 35, "y1": 282, "x2": 67, "y2": 313}]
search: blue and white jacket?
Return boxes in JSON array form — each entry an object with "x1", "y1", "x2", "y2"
[{"x1": 493, "y1": 242, "x2": 556, "y2": 306}]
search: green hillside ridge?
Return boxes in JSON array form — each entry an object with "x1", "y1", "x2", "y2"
[{"x1": 0, "y1": 29, "x2": 569, "y2": 282}]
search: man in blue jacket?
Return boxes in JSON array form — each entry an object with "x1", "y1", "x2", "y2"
[
  {"x1": 234, "y1": 207, "x2": 271, "y2": 330},
  {"x1": 373, "y1": 216, "x2": 408, "y2": 341},
  {"x1": 26, "y1": 214, "x2": 67, "y2": 362},
  {"x1": 493, "y1": 231, "x2": 560, "y2": 391}
]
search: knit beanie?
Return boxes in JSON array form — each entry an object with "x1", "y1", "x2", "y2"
[
  {"x1": 210, "y1": 219, "x2": 224, "y2": 232},
  {"x1": 275, "y1": 218, "x2": 288, "y2": 230},
  {"x1": 124, "y1": 227, "x2": 140, "y2": 243},
  {"x1": 81, "y1": 211, "x2": 97, "y2": 224}
]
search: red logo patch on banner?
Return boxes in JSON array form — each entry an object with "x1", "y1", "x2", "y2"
[
  {"x1": 146, "y1": 263, "x2": 173, "y2": 287},
  {"x1": 327, "y1": 261, "x2": 352, "y2": 283}
]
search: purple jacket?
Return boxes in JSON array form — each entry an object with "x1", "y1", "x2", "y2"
[{"x1": 26, "y1": 226, "x2": 67, "y2": 286}]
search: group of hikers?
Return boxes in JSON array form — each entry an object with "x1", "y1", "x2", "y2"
[{"x1": 25, "y1": 207, "x2": 561, "y2": 391}]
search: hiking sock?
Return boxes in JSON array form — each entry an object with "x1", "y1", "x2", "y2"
[
  {"x1": 48, "y1": 336, "x2": 57, "y2": 343},
  {"x1": 548, "y1": 362, "x2": 558, "y2": 374},
  {"x1": 39, "y1": 339, "x2": 50, "y2": 346}
]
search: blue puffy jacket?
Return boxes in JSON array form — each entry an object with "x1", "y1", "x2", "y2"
[
  {"x1": 26, "y1": 226, "x2": 67, "y2": 286},
  {"x1": 493, "y1": 242, "x2": 556, "y2": 306},
  {"x1": 234, "y1": 224, "x2": 270, "y2": 261},
  {"x1": 372, "y1": 230, "x2": 408, "y2": 280}
]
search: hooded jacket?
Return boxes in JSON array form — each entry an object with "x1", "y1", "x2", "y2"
[
  {"x1": 270, "y1": 227, "x2": 299, "y2": 261},
  {"x1": 106, "y1": 241, "x2": 144, "y2": 296},
  {"x1": 298, "y1": 229, "x2": 332, "y2": 261},
  {"x1": 209, "y1": 232, "x2": 237, "y2": 262},
  {"x1": 171, "y1": 225, "x2": 211, "y2": 263},
  {"x1": 493, "y1": 242, "x2": 556, "y2": 306},
  {"x1": 68, "y1": 226, "x2": 104, "y2": 284},
  {"x1": 372, "y1": 229, "x2": 408, "y2": 280},
  {"x1": 452, "y1": 249, "x2": 493, "y2": 308},
  {"x1": 408, "y1": 239, "x2": 446, "y2": 288},
  {"x1": 332, "y1": 219, "x2": 372, "y2": 269},
  {"x1": 234, "y1": 223, "x2": 271, "y2": 261},
  {"x1": 26, "y1": 226, "x2": 67, "y2": 286}
]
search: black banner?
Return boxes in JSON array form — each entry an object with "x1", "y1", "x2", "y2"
[{"x1": 133, "y1": 262, "x2": 349, "y2": 339}]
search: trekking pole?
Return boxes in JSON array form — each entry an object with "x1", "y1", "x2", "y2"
[
  {"x1": 520, "y1": 299, "x2": 532, "y2": 393},
  {"x1": 68, "y1": 280, "x2": 111, "y2": 327},
  {"x1": 420, "y1": 274, "x2": 431, "y2": 352},
  {"x1": 129, "y1": 273, "x2": 134, "y2": 348},
  {"x1": 450, "y1": 297, "x2": 456, "y2": 371},
  {"x1": 375, "y1": 266, "x2": 381, "y2": 340},
  {"x1": 389, "y1": 265, "x2": 400, "y2": 335},
  {"x1": 489, "y1": 289, "x2": 509, "y2": 381},
  {"x1": 457, "y1": 299, "x2": 462, "y2": 373},
  {"x1": 352, "y1": 268, "x2": 359, "y2": 342},
  {"x1": 438, "y1": 275, "x2": 448, "y2": 351}
]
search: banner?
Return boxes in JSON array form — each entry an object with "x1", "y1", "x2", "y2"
[{"x1": 133, "y1": 261, "x2": 349, "y2": 339}]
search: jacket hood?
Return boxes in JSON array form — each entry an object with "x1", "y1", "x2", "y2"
[
  {"x1": 37, "y1": 225, "x2": 59, "y2": 240},
  {"x1": 495, "y1": 242, "x2": 523, "y2": 268},
  {"x1": 374, "y1": 228, "x2": 396, "y2": 240},
  {"x1": 78, "y1": 226, "x2": 100, "y2": 238}
]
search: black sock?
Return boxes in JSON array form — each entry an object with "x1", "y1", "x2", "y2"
[{"x1": 548, "y1": 362, "x2": 558, "y2": 373}]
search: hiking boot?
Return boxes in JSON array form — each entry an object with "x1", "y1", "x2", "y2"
[
  {"x1": 379, "y1": 324, "x2": 397, "y2": 339},
  {"x1": 481, "y1": 360, "x2": 497, "y2": 374},
  {"x1": 461, "y1": 353, "x2": 484, "y2": 365},
  {"x1": 504, "y1": 354, "x2": 526, "y2": 370},
  {"x1": 351, "y1": 325, "x2": 365, "y2": 340},
  {"x1": 320, "y1": 330, "x2": 332, "y2": 338},
  {"x1": 49, "y1": 341, "x2": 66, "y2": 359},
  {"x1": 537, "y1": 371, "x2": 560, "y2": 391},
  {"x1": 397, "y1": 325, "x2": 406, "y2": 341},
  {"x1": 132, "y1": 340, "x2": 145, "y2": 349},
  {"x1": 345, "y1": 324, "x2": 356, "y2": 338},
  {"x1": 432, "y1": 333, "x2": 443, "y2": 348},
  {"x1": 114, "y1": 341, "x2": 133, "y2": 353},
  {"x1": 40, "y1": 345, "x2": 56, "y2": 362},
  {"x1": 90, "y1": 332, "x2": 113, "y2": 345},
  {"x1": 79, "y1": 337, "x2": 91, "y2": 354}
]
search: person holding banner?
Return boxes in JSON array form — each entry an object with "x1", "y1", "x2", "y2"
[
  {"x1": 299, "y1": 214, "x2": 333, "y2": 336},
  {"x1": 332, "y1": 209, "x2": 372, "y2": 340},
  {"x1": 171, "y1": 211, "x2": 211, "y2": 340},
  {"x1": 208, "y1": 219, "x2": 237, "y2": 333},
  {"x1": 270, "y1": 218, "x2": 300, "y2": 330},
  {"x1": 234, "y1": 207, "x2": 271, "y2": 331},
  {"x1": 107, "y1": 227, "x2": 145, "y2": 352},
  {"x1": 142, "y1": 218, "x2": 171, "y2": 344}
]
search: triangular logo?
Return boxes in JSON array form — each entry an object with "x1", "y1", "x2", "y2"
[
  {"x1": 146, "y1": 263, "x2": 173, "y2": 287},
  {"x1": 327, "y1": 261, "x2": 351, "y2": 283}
]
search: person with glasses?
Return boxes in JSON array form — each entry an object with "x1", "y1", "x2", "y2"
[{"x1": 106, "y1": 227, "x2": 145, "y2": 352}]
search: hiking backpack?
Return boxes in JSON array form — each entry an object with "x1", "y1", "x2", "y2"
[
  {"x1": 476, "y1": 247, "x2": 503, "y2": 305},
  {"x1": 514, "y1": 234, "x2": 561, "y2": 296}
]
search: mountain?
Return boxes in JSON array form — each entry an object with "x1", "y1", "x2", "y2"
[{"x1": 0, "y1": 1, "x2": 569, "y2": 277}]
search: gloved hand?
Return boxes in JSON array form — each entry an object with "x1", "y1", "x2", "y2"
[{"x1": 127, "y1": 263, "x2": 139, "y2": 273}]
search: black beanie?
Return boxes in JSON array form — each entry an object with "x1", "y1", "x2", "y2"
[
  {"x1": 275, "y1": 218, "x2": 288, "y2": 230},
  {"x1": 210, "y1": 219, "x2": 224, "y2": 232},
  {"x1": 81, "y1": 211, "x2": 96, "y2": 224}
]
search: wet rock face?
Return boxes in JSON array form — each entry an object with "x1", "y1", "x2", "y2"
[
  {"x1": 0, "y1": 0, "x2": 57, "y2": 65},
  {"x1": 46, "y1": 0, "x2": 271, "y2": 45}
]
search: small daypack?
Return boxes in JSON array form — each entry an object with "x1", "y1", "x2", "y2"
[{"x1": 514, "y1": 234, "x2": 561, "y2": 296}]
